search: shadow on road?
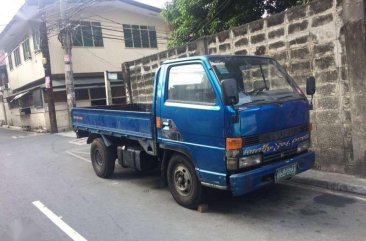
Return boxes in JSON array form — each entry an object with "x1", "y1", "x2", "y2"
[
  {"x1": 110, "y1": 165, "x2": 357, "y2": 218},
  {"x1": 67, "y1": 147, "x2": 362, "y2": 231}
]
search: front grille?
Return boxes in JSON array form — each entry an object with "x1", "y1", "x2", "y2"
[
  {"x1": 243, "y1": 125, "x2": 308, "y2": 146},
  {"x1": 263, "y1": 148, "x2": 298, "y2": 163}
]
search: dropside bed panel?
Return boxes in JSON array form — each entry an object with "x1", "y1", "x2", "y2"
[{"x1": 72, "y1": 106, "x2": 153, "y2": 140}]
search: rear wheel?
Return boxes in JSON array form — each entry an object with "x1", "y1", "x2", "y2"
[
  {"x1": 167, "y1": 154, "x2": 202, "y2": 209},
  {"x1": 90, "y1": 138, "x2": 115, "y2": 178}
]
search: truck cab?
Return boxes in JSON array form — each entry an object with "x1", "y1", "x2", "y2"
[{"x1": 72, "y1": 55, "x2": 316, "y2": 209}]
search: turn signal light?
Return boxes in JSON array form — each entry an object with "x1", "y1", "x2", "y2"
[
  {"x1": 226, "y1": 138, "x2": 243, "y2": 150},
  {"x1": 156, "y1": 117, "x2": 161, "y2": 128}
]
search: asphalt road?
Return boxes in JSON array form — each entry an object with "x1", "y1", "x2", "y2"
[{"x1": 1, "y1": 127, "x2": 365, "y2": 241}]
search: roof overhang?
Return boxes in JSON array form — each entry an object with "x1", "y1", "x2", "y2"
[
  {"x1": 0, "y1": 4, "x2": 40, "y2": 52},
  {"x1": 118, "y1": 0, "x2": 161, "y2": 13},
  {"x1": 0, "y1": 0, "x2": 162, "y2": 52},
  {"x1": 11, "y1": 91, "x2": 30, "y2": 102},
  {"x1": 5, "y1": 76, "x2": 124, "y2": 98}
]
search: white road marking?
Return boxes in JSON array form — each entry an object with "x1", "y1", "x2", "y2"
[
  {"x1": 66, "y1": 151, "x2": 91, "y2": 163},
  {"x1": 11, "y1": 134, "x2": 40, "y2": 139},
  {"x1": 71, "y1": 150, "x2": 90, "y2": 155},
  {"x1": 32, "y1": 201, "x2": 88, "y2": 241},
  {"x1": 69, "y1": 138, "x2": 87, "y2": 146},
  {"x1": 284, "y1": 182, "x2": 366, "y2": 202}
]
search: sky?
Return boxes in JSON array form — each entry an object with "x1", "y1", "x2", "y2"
[{"x1": 0, "y1": 0, "x2": 170, "y2": 33}]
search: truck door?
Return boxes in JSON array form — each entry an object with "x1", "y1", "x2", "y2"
[{"x1": 158, "y1": 61, "x2": 226, "y2": 183}]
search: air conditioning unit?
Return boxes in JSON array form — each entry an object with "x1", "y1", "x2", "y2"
[
  {"x1": 19, "y1": 107, "x2": 31, "y2": 116},
  {"x1": 0, "y1": 84, "x2": 7, "y2": 91}
]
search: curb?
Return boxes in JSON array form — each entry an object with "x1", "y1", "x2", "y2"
[
  {"x1": 0, "y1": 125, "x2": 22, "y2": 131},
  {"x1": 291, "y1": 171, "x2": 366, "y2": 196},
  {"x1": 1, "y1": 125, "x2": 48, "y2": 133}
]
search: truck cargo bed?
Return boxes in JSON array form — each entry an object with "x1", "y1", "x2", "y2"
[{"x1": 72, "y1": 104, "x2": 153, "y2": 139}]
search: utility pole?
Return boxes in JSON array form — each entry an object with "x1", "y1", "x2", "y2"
[
  {"x1": 0, "y1": 91, "x2": 8, "y2": 125},
  {"x1": 39, "y1": 0, "x2": 58, "y2": 133},
  {"x1": 59, "y1": 0, "x2": 76, "y2": 122}
]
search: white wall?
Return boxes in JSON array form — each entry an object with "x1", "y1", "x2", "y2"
[
  {"x1": 6, "y1": 31, "x2": 45, "y2": 90},
  {"x1": 4, "y1": 1, "x2": 169, "y2": 91},
  {"x1": 48, "y1": 2, "x2": 169, "y2": 75}
]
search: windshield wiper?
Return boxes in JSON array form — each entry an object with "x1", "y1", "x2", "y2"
[
  {"x1": 237, "y1": 98, "x2": 267, "y2": 107},
  {"x1": 247, "y1": 86, "x2": 268, "y2": 95},
  {"x1": 276, "y1": 94, "x2": 303, "y2": 101},
  {"x1": 276, "y1": 95, "x2": 294, "y2": 100}
]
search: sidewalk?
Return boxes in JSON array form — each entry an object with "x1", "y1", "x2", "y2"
[{"x1": 291, "y1": 169, "x2": 366, "y2": 196}]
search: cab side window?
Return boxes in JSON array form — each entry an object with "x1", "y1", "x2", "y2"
[{"x1": 167, "y1": 64, "x2": 216, "y2": 104}]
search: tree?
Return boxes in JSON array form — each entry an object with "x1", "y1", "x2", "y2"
[{"x1": 162, "y1": 0, "x2": 311, "y2": 48}]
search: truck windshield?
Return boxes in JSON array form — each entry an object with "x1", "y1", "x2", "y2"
[{"x1": 209, "y1": 56, "x2": 304, "y2": 106}]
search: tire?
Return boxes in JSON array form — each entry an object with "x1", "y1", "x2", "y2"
[
  {"x1": 167, "y1": 154, "x2": 202, "y2": 209},
  {"x1": 90, "y1": 138, "x2": 115, "y2": 178}
]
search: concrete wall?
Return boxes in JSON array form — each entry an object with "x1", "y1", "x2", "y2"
[
  {"x1": 123, "y1": 0, "x2": 366, "y2": 177},
  {"x1": 341, "y1": 0, "x2": 366, "y2": 176}
]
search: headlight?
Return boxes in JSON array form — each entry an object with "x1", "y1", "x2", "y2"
[
  {"x1": 297, "y1": 140, "x2": 310, "y2": 153},
  {"x1": 239, "y1": 154, "x2": 262, "y2": 168}
]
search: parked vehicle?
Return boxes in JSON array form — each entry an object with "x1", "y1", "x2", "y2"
[{"x1": 72, "y1": 55, "x2": 316, "y2": 209}]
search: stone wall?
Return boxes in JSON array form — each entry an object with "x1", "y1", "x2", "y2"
[{"x1": 122, "y1": 0, "x2": 366, "y2": 177}]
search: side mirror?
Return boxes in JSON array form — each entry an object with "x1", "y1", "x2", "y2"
[
  {"x1": 221, "y1": 78, "x2": 239, "y2": 106},
  {"x1": 306, "y1": 76, "x2": 316, "y2": 95},
  {"x1": 306, "y1": 76, "x2": 316, "y2": 110}
]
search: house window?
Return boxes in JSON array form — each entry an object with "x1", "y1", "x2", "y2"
[
  {"x1": 22, "y1": 39, "x2": 31, "y2": 60},
  {"x1": 33, "y1": 27, "x2": 41, "y2": 52},
  {"x1": 72, "y1": 21, "x2": 104, "y2": 47},
  {"x1": 111, "y1": 86, "x2": 126, "y2": 104},
  {"x1": 7, "y1": 54, "x2": 13, "y2": 71},
  {"x1": 90, "y1": 87, "x2": 106, "y2": 106},
  {"x1": 13, "y1": 48, "x2": 21, "y2": 67},
  {"x1": 122, "y1": 24, "x2": 157, "y2": 48},
  {"x1": 75, "y1": 89, "x2": 89, "y2": 100},
  {"x1": 32, "y1": 89, "x2": 43, "y2": 108}
]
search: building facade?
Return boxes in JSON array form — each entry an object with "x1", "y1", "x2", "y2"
[{"x1": 0, "y1": 0, "x2": 169, "y2": 131}]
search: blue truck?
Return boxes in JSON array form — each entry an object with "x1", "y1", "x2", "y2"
[{"x1": 72, "y1": 55, "x2": 316, "y2": 209}]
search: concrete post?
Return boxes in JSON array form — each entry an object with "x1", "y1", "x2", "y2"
[
  {"x1": 342, "y1": 0, "x2": 366, "y2": 176},
  {"x1": 104, "y1": 71, "x2": 112, "y2": 106}
]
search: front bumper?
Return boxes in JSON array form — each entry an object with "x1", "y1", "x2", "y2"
[{"x1": 230, "y1": 151, "x2": 315, "y2": 196}]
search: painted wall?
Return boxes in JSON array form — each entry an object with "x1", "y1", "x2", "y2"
[
  {"x1": 48, "y1": 1, "x2": 169, "y2": 75},
  {"x1": 4, "y1": 1, "x2": 169, "y2": 91},
  {"x1": 5, "y1": 31, "x2": 45, "y2": 90}
]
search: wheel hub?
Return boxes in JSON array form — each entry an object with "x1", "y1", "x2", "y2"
[
  {"x1": 174, "y1": 164, "x2": 192, "y2": 196},
  {"x1": 95, "y1": 150, "x2": 104, "y2": 166}
]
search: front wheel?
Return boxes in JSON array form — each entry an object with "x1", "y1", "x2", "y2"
[
  {"x1": 167, "y1": 154, "x2": 202, "y2": 209},
  {"x1": 90, "y1": 138, "x2": 115, "y2": 178}
]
